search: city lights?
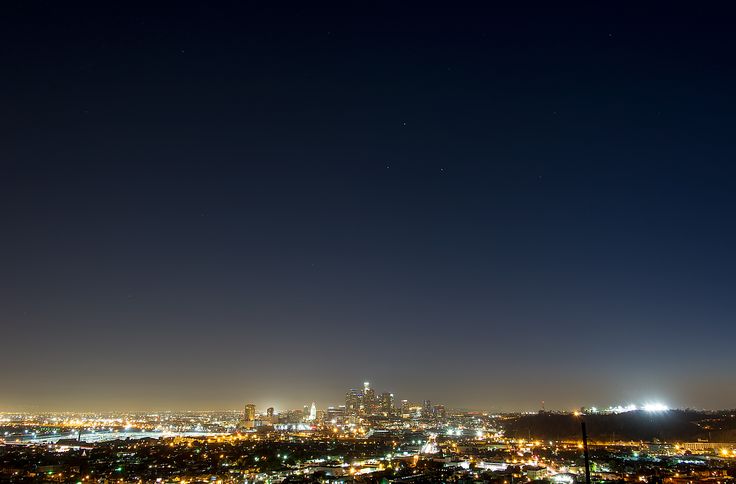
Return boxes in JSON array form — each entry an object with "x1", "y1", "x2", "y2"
[
  {"x1": 3, "y1": 388, "x2": 731, "y2": 483},
  {"x1": 642, "y1": 403, "x2": 670, "y2": 413}
]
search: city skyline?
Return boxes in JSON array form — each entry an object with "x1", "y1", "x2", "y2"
[{"x1": 0, "y1": 377, "x2": 701, "y2": 414}]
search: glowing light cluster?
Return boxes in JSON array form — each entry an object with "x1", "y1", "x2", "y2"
[
  {"x1": 642, "y1": 403, "x2": 669, "y2": 412},
  {"x1": 607, "y1": 404, "x2": 638, "y2": 414}
]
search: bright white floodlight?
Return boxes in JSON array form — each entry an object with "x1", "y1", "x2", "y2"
[{"x1": 642, "y1": 403, "x2": 669, "y2": 412}]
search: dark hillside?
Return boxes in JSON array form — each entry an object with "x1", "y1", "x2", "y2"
[{"x1": 502, "y1": 410, "x2": 736, "y2": 442}]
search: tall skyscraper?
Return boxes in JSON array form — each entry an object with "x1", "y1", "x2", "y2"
[
  {"x1": 423, "y1": 399, "x2": 432, "y2": 417},
  {"x1": 308, "y1": 402, "x2": 317, "y2": 421},
  {"x1": 433, "y1": 404, "x2": 446, "y2": 418},
  {"x1": 363, "y1": 382, "x2": 376, "y2": 415},
  {"x1": 379, "y1": 392, "x2": 394, "y2": 416},
  {"x1": 345, "y1": 388, "x2": 363, "y2": 416},
  {"x1": 244, "y1": 403, "x2": 256, "y2": 422},
  {"x1": 400, "y1": 399, "x2": 410, "y2": 418},
  {"x1": 241, "y1": 403, "x2": 257, "y2": 429}
]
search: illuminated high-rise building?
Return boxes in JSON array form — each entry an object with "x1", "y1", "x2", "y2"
[
  {"x1": 308, "y1": 402, "x2": 317, "y2": 421},
  {"x1": 345, "y1": 388, "x2": 363, "y2": 416},
  {"x1": 433, "y1": 404, "x2": 446, "y2": 418},
  {"x1": 423, "y1": 399, "x2": 432, "y2": 417},
  {"x1": 326, "y1": 406, "x2": 346, "y2": 423},
  {"x1": 363, "y1": 382, "x2": 377, "y2": 415},
  {"x1": 400, "y1": 399, "x2": 410, "y2": 418},
  {"x1": 408, "y1": 402, "x2": 423, "y2": 418},
  {"x1": 379, "y1": 392, "x2": 394, "y2": 416},
  {"x1": 244, "y1": 404, "x2": 256, "y2": 422},
  {"x1": 282, "y1": 409, "x2": 304, "y2": 424},
  {"x1": 241, "y1": 403, "x2": 257, "y2": 429}
]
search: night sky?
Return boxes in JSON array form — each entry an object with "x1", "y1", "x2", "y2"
[{"x1": 3, "y1": 3, "x2": 736, "y2": 412}]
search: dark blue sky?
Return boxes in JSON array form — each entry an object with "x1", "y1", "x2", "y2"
[{"x1": 2, "y1": 3, "x2": 735, "y2": 411}]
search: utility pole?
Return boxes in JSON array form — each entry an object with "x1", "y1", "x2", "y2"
[{"x1": 581, "y1": 421, "x2": 591, "y2": 484}]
